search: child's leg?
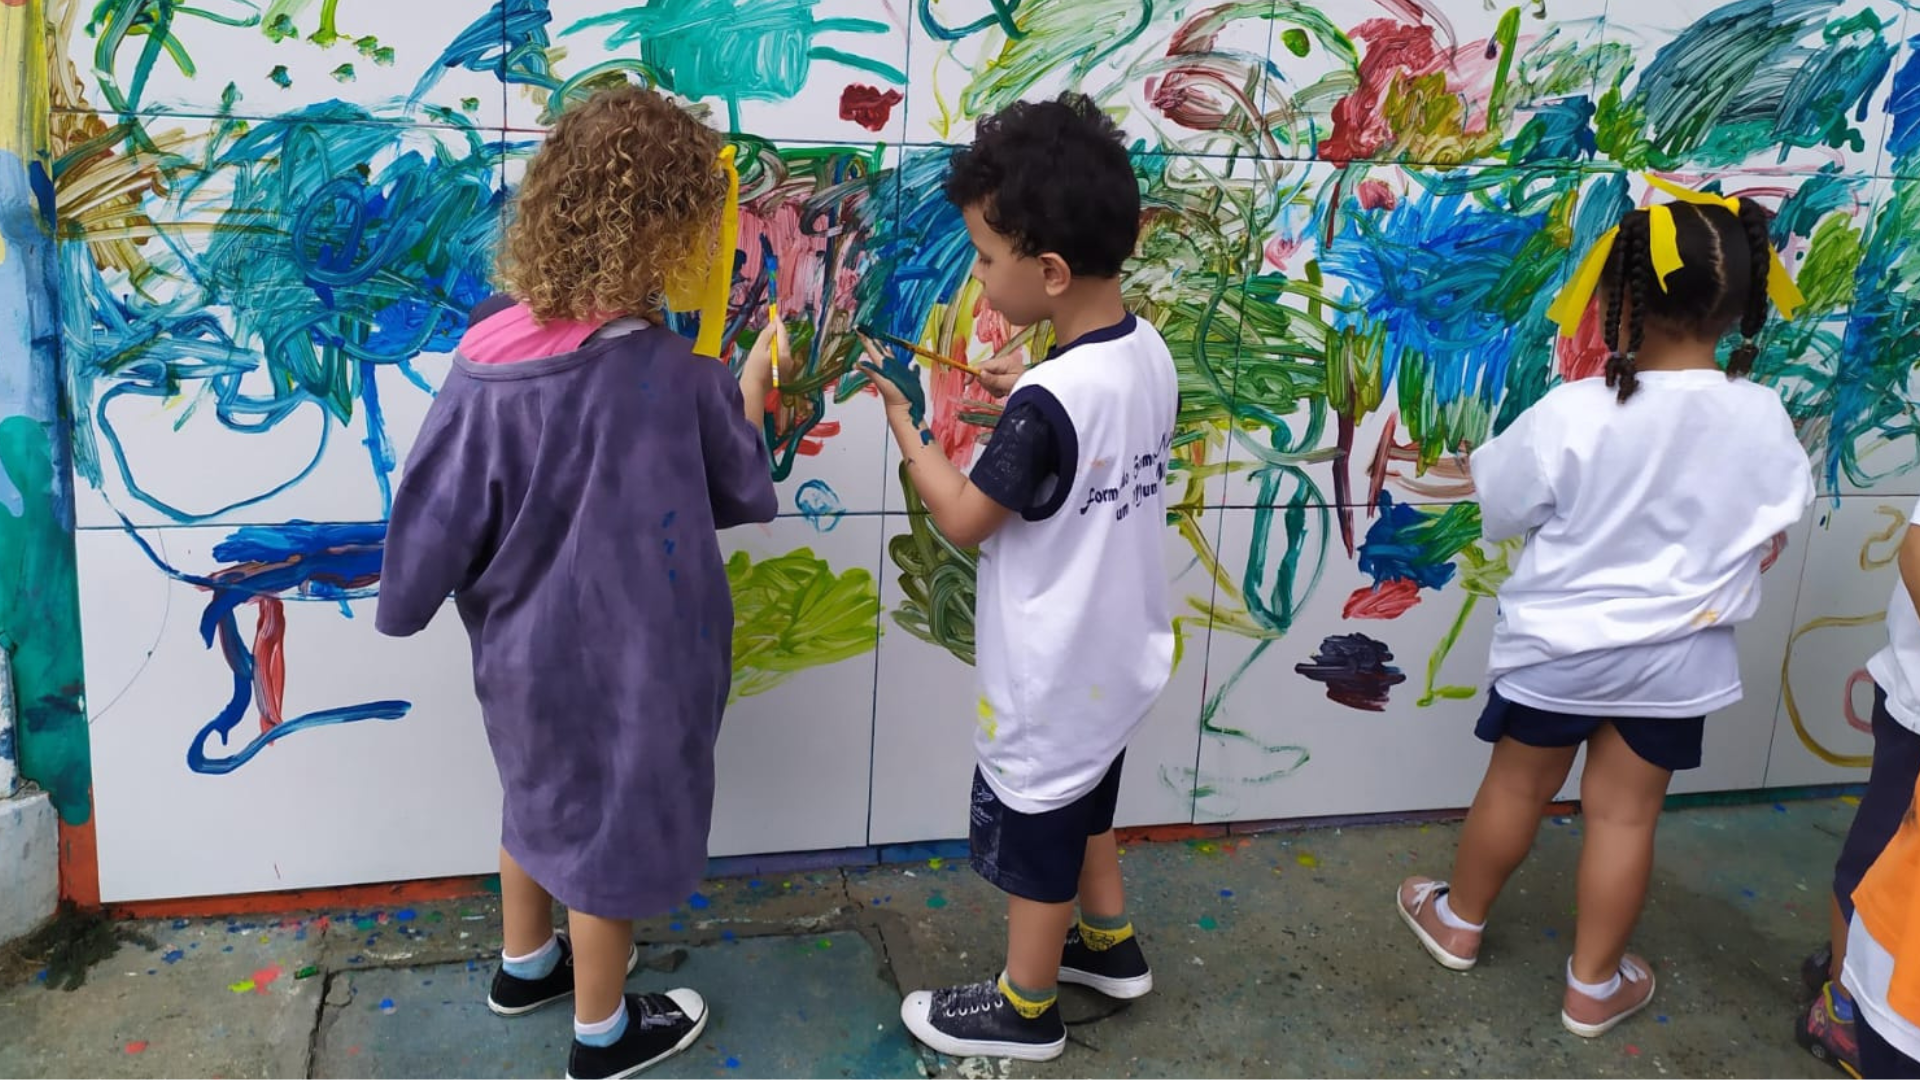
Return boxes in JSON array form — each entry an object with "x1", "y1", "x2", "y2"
[
  {"x1": 567, "y1": 910, "x2": 636, "y2": 1026},
  {"x1": 500, "y1": 847, "x2": 557, "y2": 956},
  {"x1": 1446, "y1": 738, "x2": 1581, "y2": 924},
  {"x1": 1570, "y1": 723, "x2": 1672, "y2": 983},
  {"x1": 1078, "y1": 829, "x2": 1124, "y2": 919},
  {"x1": 1006, "y1": 896, "x2": 1077, "y2": 992}
]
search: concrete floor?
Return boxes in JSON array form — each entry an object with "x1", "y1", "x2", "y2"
[{"x1": 0, "y1": 798, "x2": 1853, "y2": 1078}]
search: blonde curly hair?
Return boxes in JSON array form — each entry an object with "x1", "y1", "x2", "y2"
[{"x1": 498, "y1": 85, "x2": 728, "y2": 323}]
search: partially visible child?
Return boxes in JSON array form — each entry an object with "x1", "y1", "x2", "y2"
[
  {"x1": 1803, "y1": 507, "x2": 1920, "y2": 1076},
  {"x1": 1843, "y1": 762, "x2": 1920, "y2": 1078},
  {"x1": 858, "y1": 93, "x2": 1177, "y2": 1062},
  {"x1": 1398, "y1": 185, "x2": 1814, "y2": 1036},
  {"x1": 376, "y1": 86, "x2": 782, "y2": 1080}
]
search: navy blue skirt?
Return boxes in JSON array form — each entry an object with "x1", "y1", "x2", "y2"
[{"x1": 1476, "y1": 687, "x2": 1705, "y2": 772}]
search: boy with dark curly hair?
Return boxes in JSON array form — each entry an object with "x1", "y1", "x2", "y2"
[
  {"x1": 858, "y1": 93, "x2": 1178, "y2": 1062},
  {"x1": 378, "y1": 85, "x2": 783, "y2": 1080}
]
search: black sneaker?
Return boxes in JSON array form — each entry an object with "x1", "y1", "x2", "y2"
[
  {"x1": 1059, "y1": 925, "x2": 1154, "y2": 999},
  {"x1": 486, "y1": 934, "x2": 641, "y2": 1016},
  {"x1": 900, "y1": 979, "x2": 1066, "y2": 1062},
  {"x1": 565, "y1": 990, "x2": 708, "y2": 1080}
]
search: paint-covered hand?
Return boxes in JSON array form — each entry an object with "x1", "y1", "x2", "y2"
[
  {"x1": 855, "y1": 335, "x2": 917, "y2": 416},
  {"x1": 975, "y1": 352, "x2": 1025, "y2": 398}
]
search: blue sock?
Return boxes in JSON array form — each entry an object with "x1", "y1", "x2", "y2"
[
  {"x1": 502, "y1": 935, "x2": 561, "y2": 980},
  {"x1": 575, "y1": 998, "x2": 628, "y2": 1047}
]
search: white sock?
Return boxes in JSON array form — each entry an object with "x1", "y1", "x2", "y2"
[
  {"x1": 1567, "y1": 958, "x2": 1622, "y2": 999},
  {"x1": 1434, "y1": 893, "x2": 1484, "y2": 932},
  {"x1": 501, "y1": 934, "x2": 561, "y2": 979},
  {"x1": 575, "y1": 997, "x2": 628, "y2": 1046}
]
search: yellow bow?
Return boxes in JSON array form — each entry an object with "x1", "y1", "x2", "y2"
[
  {"x1": 1545, "y1": 173, "x2": 1805, "y2": 339},
  {"x1": 663, "y1": 145, "x2": 741, "y2": 358}
]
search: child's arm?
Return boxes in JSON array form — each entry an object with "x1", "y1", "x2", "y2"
[
  {"x1": 1466, "y1": 408, "x2": 1556, "y2": 543},
  {"x1": 702, "y1": 324, "x2": 785, "y2": 528},
  {"x1": 377, "y1": 397, "x2": 496, "y2": 637},
  {"x1": 858, "y1": 349, "x2": 1013, "y2": 548}
]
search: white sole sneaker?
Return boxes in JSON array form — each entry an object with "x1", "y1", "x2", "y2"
[
  {"x1": 1058, "y1": 966, "x2": 1154, "y2": 999},
  {"x1": 564, "y1": 988, "x2": 709, "y2": 1080},
  {"x1": 1562, "y1": 972, "x2": 1657, "y2": 1038},
  {"x1": 1395, "y1": 887, "x2": 1477, "y2": 972},
  {"x1": 487, "y1": 943, "x2": 641, "y2": 1017},
  {"x1": 899, "y1": 990, "x2": 1066, "y2": 1062}
]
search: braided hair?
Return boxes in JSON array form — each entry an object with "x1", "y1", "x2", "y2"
[{"x1": 1594, "y1": 195, "x2": 1779, "y2": 402}]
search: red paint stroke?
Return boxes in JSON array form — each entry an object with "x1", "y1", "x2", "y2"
[
  {"x1": 1263, "y1": 236, "x2": 1302, "y2": 273},
  {"x1": 1556, "y1": 302, "x2": 1610, "y2": 383},
  {"x1": 252, "y1": 964, "x2": 283, "y2": 994},
  {"x1": 1322, "y1": 17, "x2": 1496, "y2": 165},
  {"x1": 1343, "y1": 579, "x2": 1422, "y2": 619},
  {"x1": 1760, "y1": 531, "x2": 1788, "y2": 573},
  {"x1": 971, "y1": 295, "x2": 1020, "y2": 353},
  {"x1": 1355, "y1": 179, "x2": 1397, "y2": 211},
  {"x1": 1149, "y1": 14, "x2": 1267, "y2": 132},
  {"x1": 124, "y1": 1042, "x2": 148, "y2": 1055},
  {"x1": 1845, "y1": 669, "x2": 1876, "y2": 735},
  {"x1": 839, "y1": 85, "x2": 902, "y2": 132},
  {"x1": 252, "y1": 597, "x2": 286, "y2": 734}
]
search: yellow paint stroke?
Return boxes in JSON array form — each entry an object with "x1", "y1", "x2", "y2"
[
  {"x1": 1780, "y1": 613, "x2": 1880, "y2": 769},
  {"x1": 1862, "y1": 505, "x2": 1908, "y2": 570},
  {"x1": 975, "y1": 696, "x2": 997, "y2": 741},
  {"x1": 1780, "y1": 508, "x2": 1908, "y2": 769},
  {"x1": 0, "y1": 0, "x2": 52, "y2": 266}
]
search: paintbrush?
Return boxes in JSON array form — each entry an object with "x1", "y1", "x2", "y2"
[
  {"x1": 856, "y1": 325, "x2": 984, "y2": 377},
  {"x1": 760, "y1": 238, "x2": 781, "y2": 392}
]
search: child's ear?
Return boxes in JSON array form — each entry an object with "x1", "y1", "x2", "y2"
[{"x1": 1038, "y1": 252, "x2": 1073, "y2": 297}]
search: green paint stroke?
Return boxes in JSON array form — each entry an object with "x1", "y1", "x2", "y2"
[
  {"x1": 0, "y1": 417, "x2": 88, "y2": 824},
  {"x1": 566, "y1": 0, "x2": 901, "y2": 132},
  {"x1": 887, "y1": 463, "x2": 978, "y2": 667},
  {"x1": 727, "y1": 547, "x2": 879, "y2": 701}
]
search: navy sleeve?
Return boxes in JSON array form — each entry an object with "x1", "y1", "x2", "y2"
[{"x1": 970, "y1": 386, "x2": 1078, "y2": 520}]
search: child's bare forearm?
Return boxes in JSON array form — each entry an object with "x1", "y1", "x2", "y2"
[{"x1": 887, "y1": 408, "x2": 967, "y2": 514}]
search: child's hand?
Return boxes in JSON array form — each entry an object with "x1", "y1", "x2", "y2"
[
  {"x1": 742, "y1": 318, "x2": 792, "y2": 396},
  {"x1": 975, "y1": 352, "x2": 1025, "y2": 399},
  {"x1": 855, "y1": 334, "x2": 917, "y2": 416}
]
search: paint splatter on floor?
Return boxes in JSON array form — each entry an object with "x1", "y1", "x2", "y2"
[
  {"x1": 378, "y1": 998, "x2": 397, "y2": 1014},
  {"x1": 1296, "y1": 852, "x2": 1319, "y2": 868},
  {"x1": 926, "y1": 895, "x2": 948, "y2": 910},
  {"x1": 123, "y1": 1041, "x2": 147, "y2": 1054},
  {"x1": 1197, "y1": 916, "x2": 1219, "y2": 931}
]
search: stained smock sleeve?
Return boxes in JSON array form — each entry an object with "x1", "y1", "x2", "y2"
[
  {"x1": 698, "y1": 361, "x2": 779, "y2": 528},
  {"x1": 376, "y1": 386, "x2": 497, "y2": 637}
]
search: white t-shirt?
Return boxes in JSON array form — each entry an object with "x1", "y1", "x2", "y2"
[
  {"x1": 1845, "y1": 916, "x2": 1920, "y2": 1063},
  {"x1": 1867, "y1": 498, "x2": 1920, "y2": 735},
  {"x1": 1471, "y1": 369, "x2": 1814, "y2": 717},
  {"x1": 972, "y1": 315, "x2": 1179, "y2": 813}
]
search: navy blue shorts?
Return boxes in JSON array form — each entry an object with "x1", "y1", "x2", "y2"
[
  {"x1": 1475, "y1": 687, "x2": 1705, "y2": 772},
  {"x1": 1835, "y1": 687, "x2": 1920, "y2": 920},
  {"x1": 969, "y1": 753, "x2": 1125, "y2": 904}
]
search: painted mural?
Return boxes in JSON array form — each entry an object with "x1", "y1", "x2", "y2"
[{"x1": 24, "y1": 0, "x2": 1920, "y2": 900}]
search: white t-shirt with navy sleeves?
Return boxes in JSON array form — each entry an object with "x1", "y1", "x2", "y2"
[
  {"x1": 969, "y1": 313, "x2": 1180, "y2": 813},
  {"x1": 1470, "y1": 369, "x2": 1814, "y2": 718}
]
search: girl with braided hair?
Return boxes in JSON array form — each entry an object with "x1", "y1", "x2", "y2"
[{"x1": 1395, "y1": 180, "x2": 1814, "y2": 1038}]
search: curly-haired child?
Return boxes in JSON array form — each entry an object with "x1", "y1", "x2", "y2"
[{"x1": 377, "y1": 85, "x2": 783, "y2": 1080}]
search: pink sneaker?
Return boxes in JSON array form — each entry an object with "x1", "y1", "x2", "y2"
[
  {"x1": 1396, "y1": 877, "x2": 1481, "y2": 971},
  {"x1": 1562, "y1": 954, "x2": 1657, "y2": 1037}
]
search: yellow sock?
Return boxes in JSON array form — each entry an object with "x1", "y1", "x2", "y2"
[
  {"x1": 1078, "y1": 915, "x2": 1133, "y2": 951},
  {"x1": 997, "y1": 974, "x2": 1057, "y2": 1019}
]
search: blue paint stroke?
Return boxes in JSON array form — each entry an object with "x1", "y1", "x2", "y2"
[
  {"x1": 794, "y1": 479, "x2": 843, "y2": 531},
  {"x1": 1355, "y1": 494, "x2": 1459, "y2": 591},
  {"x1": 118, "y1": 520, "x2": 409, "y2": 775}
]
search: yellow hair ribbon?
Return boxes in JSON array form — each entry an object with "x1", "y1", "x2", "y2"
[
  {"x1": 689, "y1": 145, "x2": 740, "y2": 358},
  {"x1": 1547, "y1": 172, "x2": 1806, "y2": 338}
]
